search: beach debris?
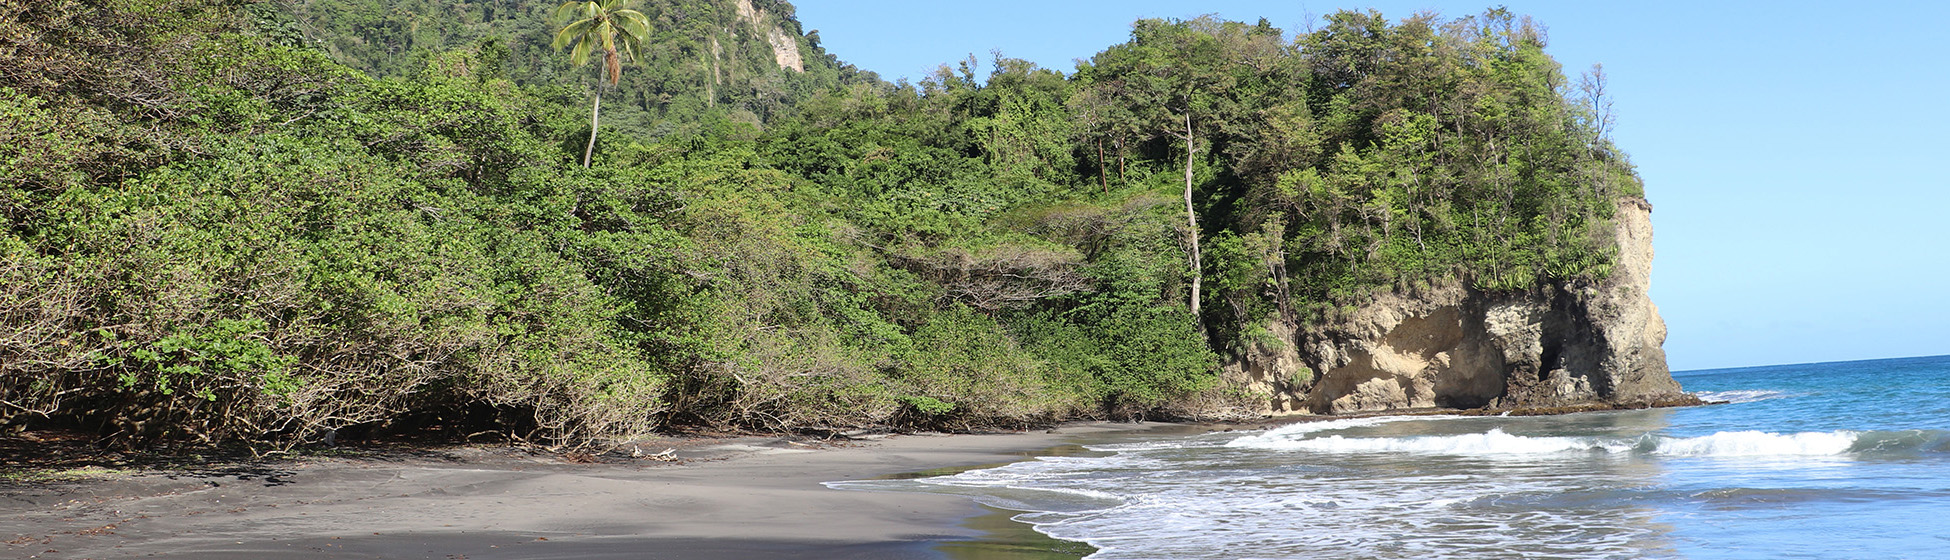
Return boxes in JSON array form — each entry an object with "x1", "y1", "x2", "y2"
[{"x1": 627, "y1": 445, "x2": 678, "y2": 461}]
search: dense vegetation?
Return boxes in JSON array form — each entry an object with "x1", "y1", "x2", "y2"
[
  {"x1": 0, "y1": 0, "x2": 1637, "y2": 449},
  {"x1": 277, "y1": 0, "x2": 873, "y2": 136}
]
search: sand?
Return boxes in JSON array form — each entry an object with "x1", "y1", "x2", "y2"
[{"x1": 0, "y1": 422, "x2": 1195, "y2": 559}]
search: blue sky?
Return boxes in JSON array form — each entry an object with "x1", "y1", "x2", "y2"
[{"x1": 790, "y1": 1, "x2": 1950, "y2": 371}]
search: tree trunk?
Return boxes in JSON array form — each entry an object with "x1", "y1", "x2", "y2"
[
  {"x1": 1183, "y1": 111, "x2": 1201, "y2": 320},
  {"x1": 1117, "y1": 137, "x2": 1126, "y2": 183},
  {"x1": 583, "y1": 88, "x2": 602, "y2": 168},
  {"x1": 1097, "y1": 138, "x2": 1108, "y2": 194},
  {"x1": 1273, "y1": 247, "x2": 1294, "y2": 324}
]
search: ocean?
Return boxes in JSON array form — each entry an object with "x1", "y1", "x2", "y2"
[{"x1": 830, "y1": 355, "x2": 1950, "y2": 559}]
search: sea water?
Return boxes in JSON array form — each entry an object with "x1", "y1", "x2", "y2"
[{"x1": 829, "y1": 355, "x2": 1950, "y2": 559}]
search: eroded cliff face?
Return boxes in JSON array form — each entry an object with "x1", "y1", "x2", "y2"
[
  {"x1": 1226, "y1": 198, "x2": 1696, "y2": 415},
  {"x1": 735, "y1": 0, "x2": 805, "y2": 72}
]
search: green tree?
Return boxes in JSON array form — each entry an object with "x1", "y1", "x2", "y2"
[
  {"x1": 551, "y1": 0, "x2": 650, "y2": 167},
  {"x1": 1077, "y1": 17, "x2": 1286, "y2": 326}
]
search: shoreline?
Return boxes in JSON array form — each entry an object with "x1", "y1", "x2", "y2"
[
  {"x1": 0, "y1": 421, "x2": 1210, "y2": 560},
  {"x1": 1, "y1": 403, "x2": 1711, "y2": 559}
]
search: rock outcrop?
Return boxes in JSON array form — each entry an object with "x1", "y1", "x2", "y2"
[
  {"x1": 1226, "y1": 198, "x2": 1697, "y2": 415},
  {"x1": 735, "y1": 0, "x2": 805, "y2": 72}
]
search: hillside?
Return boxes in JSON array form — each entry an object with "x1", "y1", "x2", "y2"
[
  {"x1": 0, "y1": 0, "x2": 1673, "y2": 449},
  {"x1": 277, "y1": 0, "x2": 873, "y2": 135}
]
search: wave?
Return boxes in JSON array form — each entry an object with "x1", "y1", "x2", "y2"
[
  {"x1": 1224, "y1": 415, "x2": 1465, "y2": 449},
  {"x1": 1852, "y1": 429, "x2": 1950, "y2": 454},
  {"x1": 825, "y1": 476, "x2": 1125, "y2": 514},
  {"x1": 1236, "y1": 428, "x2": 1628, "y2": 455},
  {"x1": 1687, "y1": 487, "x2": 1950, "y2": 507},
  {"x1": 1654, "y1": 430, "x2": 1857, "y2": 456},
  {"x1": 1229, "y1": 428, "x2": 1950, "y2": 459},
  {"x1": 1694, "y1": 389, "x2": 1792, "y2": 404}
]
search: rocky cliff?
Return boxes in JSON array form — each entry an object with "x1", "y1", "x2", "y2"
[
  {"x1": 735, "y1": 0, "x2": 806, "y2": 72},
  {"x1": 1227, "y1": 198, "x2": 1699, "y2": 415}
]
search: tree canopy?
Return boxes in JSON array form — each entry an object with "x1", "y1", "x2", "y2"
[{"x1": 0, "y1": 0, "x2": 1640, "y2": 449}]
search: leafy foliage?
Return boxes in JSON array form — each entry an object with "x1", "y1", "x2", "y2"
[
  {"x1": 1, "y1": 1, "x2": 1643, "y2": 447},
  {"x1": 282, "y1": 0, "x2": 872, "y2": 136}
]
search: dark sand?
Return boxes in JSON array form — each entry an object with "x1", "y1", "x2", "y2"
[{"x1": 1, "y1": 422, "x2": 1195, "y2": 559}]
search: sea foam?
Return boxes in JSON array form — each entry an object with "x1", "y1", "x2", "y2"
[
  {"x1": 1228, "y1": 428, "x2": 1879, "y2": 459},
  {"x1": 1651, "y1": 430, "x2": 1858, "y2": 457},
  {"x1": 1694, "y1": 389, "x2": 1792, "y2": 404},
  {"x1": 1232, "y1": 428, "x2": 1629, "y2": 455},
  {"x1": 1222, "y1": 415, "x2": 1461, "y2": 449}
]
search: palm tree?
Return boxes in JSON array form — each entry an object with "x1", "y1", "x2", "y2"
[{"x1": 552, "y1": 0, "x2": 650, "y2": 168}]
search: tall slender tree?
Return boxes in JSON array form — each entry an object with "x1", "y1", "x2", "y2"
[
  {"x1": 1077, "y1": 17, "x2": 1280, "y2": 325},
  {"x1": 552, "y1": 0, "x2": 650, "y2": 168}
]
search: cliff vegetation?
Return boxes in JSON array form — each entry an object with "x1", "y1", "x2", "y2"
[{"x1": 1, "y1": 0, "x2": 1643, "y2": 449}]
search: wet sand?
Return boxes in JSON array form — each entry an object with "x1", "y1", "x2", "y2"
[{"x1": 0, "y1": 422, "x2": 1188, "y2": 559}]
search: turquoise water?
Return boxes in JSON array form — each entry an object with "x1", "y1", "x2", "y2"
[{"x1": 832, "y1": 355, "x2": 1950, "y2": 559}]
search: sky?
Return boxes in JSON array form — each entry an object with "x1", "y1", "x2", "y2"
[{"x1": 789, "y1": 0, "x2": 1950, "y2": 372}]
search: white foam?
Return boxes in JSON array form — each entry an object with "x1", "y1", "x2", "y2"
[
  {"x1": 921, "y1": 476, "x2": 1125, "y2": 502},
  {"x1": 1235, "y1": 428, "x2": 1629, "y2": 455},
  {"x1": 1695, "y1": 389, "x2": 1791, "y2": 404},
  {"x1": 1224, "y1": 415, "x2": 1462, "y2": 449},
  {"x1": 1232, "y1": 428, "x2": 1865, "y2": 459},
  {"x1": 1086, "y1": 439, "x2": 1205, "y2": 452},
  {"x1": 1651, "y1": 430, "x2": 1859, "y2": 457},
  {"x1": 1006, "y1": 466, "x2": 1635, "y2": 560}
]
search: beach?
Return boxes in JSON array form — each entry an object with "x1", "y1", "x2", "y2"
[
  {"x1": 10, "y1": 357, "x2": 1948, "y2": 560},
  {"x1": 0, "y1": 422, "x2": 1187, "y2": 560}
]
